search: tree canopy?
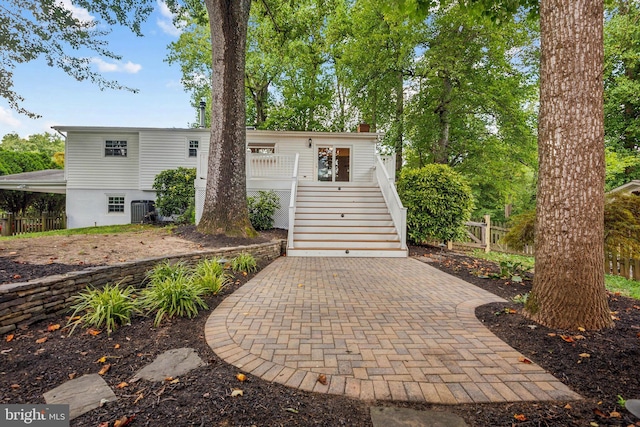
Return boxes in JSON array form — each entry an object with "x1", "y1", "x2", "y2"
[{"x1": 1, "y1": 0, "x2": 155, "y2": 118}]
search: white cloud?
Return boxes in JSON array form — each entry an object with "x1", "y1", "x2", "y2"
[
  {"x1": 58, "y1": 0, "x2": 94, "y2": 22},
  {"x1": 0, "y1": 107, "x2": 22, "y2": 129},
  {"x1": 91, "y1": 58, "x2": 142, "y2": 74},
  {"x1": 156, "y1": 0, "x2": 182, "y2": 37}
]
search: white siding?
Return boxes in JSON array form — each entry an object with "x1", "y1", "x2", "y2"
[
  {"x1": 66, "y1": 189, "x2": 156, "y2": 228},
  {"x1": 198, "y1": 130, "x2": 379, "y2": 183},
  {"x1": 138, "y1": 130, "x2": 207, "y2": 189},
  {"x1": 66, "y1": 131, "x2": 140, "y2": 190}
]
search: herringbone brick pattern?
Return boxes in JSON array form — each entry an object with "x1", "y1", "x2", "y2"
[{"x1": 205, "y1": 257, "x2": 581, "y2": 403}]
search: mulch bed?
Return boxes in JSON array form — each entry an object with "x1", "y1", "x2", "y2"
[{"x1": 1, "y1": 230, "x2": 639, "y2": 426}]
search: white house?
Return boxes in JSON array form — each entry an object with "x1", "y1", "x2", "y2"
[{"x1": 1, "y1": 127, "x2": 407, "y2": 257}]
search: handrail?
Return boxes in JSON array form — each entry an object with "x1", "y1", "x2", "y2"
[
  {"x1": 287, "y1": 153, "x2": 300, "y2": 250},
  {"x1": 374, "y1": 155, "x2": 407, "y2": 250}
]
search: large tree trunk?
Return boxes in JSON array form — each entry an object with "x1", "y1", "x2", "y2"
[
  {"x1": 525, "y1": 0, "x2": 612, "y2": 330},
  {"x1": 394, "y1": 70, "x2": 404, "y2": 174},
  {"x1": 198, "y1": 0, "x2": 256, "y2": 237},
  {"x1": 433, "y1": 73, "x2": 452, "y2": 164}
]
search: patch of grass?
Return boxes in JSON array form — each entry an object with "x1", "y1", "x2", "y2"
[
  {"x1": 471, "y1": 250, "x2": 640, "y2": 300},
  {"x1": 230, "y1": 253, "x2": 257, "y2": 273},
  {"x1": 471, "y1": 250, "x2": 535, "y2": 271},
  {"x1": 605, "y1": 274, "x2": 640, "y2": 299},
  {"x1": 0, "y1": 224, "x2": 160, "y2": 240},
  {"x1": 67, "y1": 283, "x2": 139, "y2": 335}
]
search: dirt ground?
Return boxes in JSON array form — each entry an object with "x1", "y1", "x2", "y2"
[
  {"x1": 1, "y1": 227, "x2": 640, "y2": 426},
  {"x1": 0, "y1": 226, "x2": 286, "y2": 284}
]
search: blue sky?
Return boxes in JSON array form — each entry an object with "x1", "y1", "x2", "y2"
[{"x1": 0, "y1": 1, "x2": 196, "y2": 138}]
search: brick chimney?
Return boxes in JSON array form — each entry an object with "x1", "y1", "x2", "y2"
[{"x1": 357, "y1": 123, "x2": 370, "y2": 133}]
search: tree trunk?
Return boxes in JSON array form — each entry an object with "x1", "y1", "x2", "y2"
[
  {"x1": 394, "y1": 70, "x2": 404, "y2": 174},
  {"x1": 433, "y1": 73, "x2": 452, "y2": 164},
  {"x1": 525, "y1": 0, "x2": 612, "y2": 330},
  {"x1": 198, "y1": 0, "x2": 257, "y2": 237}
]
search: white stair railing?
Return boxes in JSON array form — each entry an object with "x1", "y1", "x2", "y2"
[
  {"x1": 287, "y1": 153, "x2": 300, "y2": 250},
  {"x1": 375, "y1": 155, "x2": 407, "y2": 250}
]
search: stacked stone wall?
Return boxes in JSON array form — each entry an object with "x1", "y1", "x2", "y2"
[{"x1": 0, "y1": 241, "x2": 285, "y2": 334}]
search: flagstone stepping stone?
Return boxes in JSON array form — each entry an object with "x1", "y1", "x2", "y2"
[
  {"x1": 43, "y1": 374, "x2": 117, "y2": 420},
  {"x1": 370, "y1": 406, "x2": 468, "y2": 427},
  {"x1": 131, "y1": 348, "x2": 205, "y2": 382},
  {"x1": 626, "y1": 399, "x2": 640, "y2": 419}
]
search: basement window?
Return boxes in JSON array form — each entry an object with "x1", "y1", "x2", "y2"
[
  {"x1": 105, "y1": 140, "x2": 127, "y2": 157},
  {"x1": 108, "y1": 196, "x2": 125, "y2": 213}
]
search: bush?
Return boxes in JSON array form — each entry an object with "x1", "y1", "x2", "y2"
[
  {"x1": 152, "y1": 167, "x2": 196, "y2": 224},
  {"x1": 504, "y1": 194, "x2": 640, "y2": 254},
  {"x1": 248, "y1": 190, "x2": 280, "y2": 231},
  {"x1": 502, "y1": 210, "x2": 536, "y2": 251},
  {"x1": 604, "y1": 193, "x2": 640, "y2": 254},
  {"x1": 397, "y1": 164, "x2": 474, "y2": 243},
  {"x1": 67, "y1": 283, "x2": 139, "y2": 335}
]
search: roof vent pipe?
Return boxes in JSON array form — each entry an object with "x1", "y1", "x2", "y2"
[{"x1": 199, "y1": 100, "x2": 206, "y2": 128}]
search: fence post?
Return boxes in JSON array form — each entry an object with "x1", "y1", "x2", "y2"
[
  {"x1": 483, "y1": 214, "x2": 491, "y2": 253},
  {"x1": 7, "y1": 213, "x2": 14, "y2": 236},
  {"x1": 42, "y1": 213, "x2": 47, "y2": 232}
]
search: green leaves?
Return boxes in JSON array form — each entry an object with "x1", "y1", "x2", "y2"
[
  {"x1": 67, "y1": 283, "x2": 139, "y2": 335},
  {"x1": 152, "y1": 167, "x2": 196, "y2": 223},
  {"x1": 398, "y1": 164, "x2": 474, "y2": 243},
  {"x1": 247, "y1": 190, "x2": 280, "y2": 231}
]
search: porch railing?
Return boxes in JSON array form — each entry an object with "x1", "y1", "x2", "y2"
[
  {"x1": 374, "y1": 155, "x2": 407, "y2": 250},
  {"x1": 287, "y1": 153, "x2": 300, "y2": 250},
  {"x1": 379, "y1": 155, "x2": 396, "y2": 181},
  {"x1": 248, "y1": 153, "x2": 297, "y2": 179},
  {"x1": 198, "y1": 152, "x2": 297, "y2": 180}
]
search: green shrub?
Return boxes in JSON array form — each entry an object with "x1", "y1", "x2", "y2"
[
  {"x1": 248, "y1": 190, "x2": 280, "y2": 230},
  {"x1": 152, "y1": 167, "x2": 196, "y2": 224},
  {"x1": 604, "y1": 193, "x2": 640, "y2": 254},
  {"x1": 397, "y1": 164, "x2": 474, "y2": 243},
  {"x1": 230, "y1": 253, "x2": 257, "y2": 273},
  {"x1": 504, "y1": 194, "x2": 640, "y2": 254},
  {"x1": 140, "y1": 269, "x2": 208, "y2": 327},
  {"x1": 192, "y1": 258, "x2": 228, "y2": 295},
  {"x1": 67, "y1": 283, "x2": 139, "y2": 335},
  {"x1": 502, "y1": 210, "x2": 536, "y2": 251}
]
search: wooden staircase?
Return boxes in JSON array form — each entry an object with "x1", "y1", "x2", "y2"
[{"x1": 287, "y1": 182, "x2": 407, "y2": 257}]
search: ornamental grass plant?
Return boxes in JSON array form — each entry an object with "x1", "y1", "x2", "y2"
[
  {"x1": 67, "y1": 282, "x2": 139, "y2": 335},
  {"x1": 139, "y1": 268, "x2": 208, "y2": 327},
  {"x1": 230, "y1": 253, "x2": 257, "y2": 273},
  {"x1": 191, "y1": 258, "x2": 228, "y2": 295}
]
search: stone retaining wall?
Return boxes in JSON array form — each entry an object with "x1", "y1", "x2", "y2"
[{"x1": 0, "y1": 241, "x2": 285, "y2": 334}]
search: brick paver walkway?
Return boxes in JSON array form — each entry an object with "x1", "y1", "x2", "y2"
[{"x1": 205, "y1": 257, "x2": 580, "y2": 403}]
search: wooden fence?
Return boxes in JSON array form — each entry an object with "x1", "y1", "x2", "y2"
[
  {"x1": 456, "y1": 215, "x2": 534, "y2": 255},
  {"x1": 0, "y1": 214, "x2": 66, "y2": 236},
  {"x1": 458, "y1": 216, "x2": 637, "y2": 280}
]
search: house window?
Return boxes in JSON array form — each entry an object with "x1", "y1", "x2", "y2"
[
  {"x1": 105, "y1": 140, "x2": 127, "y2": 157},
  {"x1": 248, "y1": 142, "x2": 275, "y2": 154},
  {"x1": 108, "y1": 196, "x2": 125, "y2": 213},
  {"x1": 188, "y1": 140, "x2": 199, "y2": 158}
]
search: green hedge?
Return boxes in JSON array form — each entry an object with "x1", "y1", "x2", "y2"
[{"x1": 398, "y1": 164, "x2": 474, "y2": 243}]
